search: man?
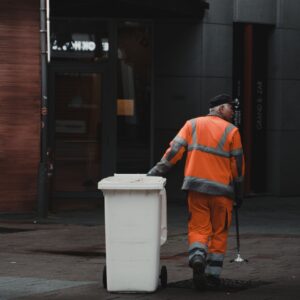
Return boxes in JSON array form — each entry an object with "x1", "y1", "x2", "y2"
[{"x1": 148, "y1": 94, "x2": 245, "y2": 290}]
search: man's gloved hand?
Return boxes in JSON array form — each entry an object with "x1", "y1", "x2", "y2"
[
  {"x1": 147, "y1": 170, "x2": 158, "y2": 176},
  {"x1": 234, "y1": 196, "x2": 243, "y2": 209},
  {"x1": 147, "y1": 172, "x2": 156, "y2": 176},
  {"x1": 147, "y1": 160, "x2": 171, "y2": 177},
  {"x1": 147, "y1": 167, "x2": 161, "y2": 176}
]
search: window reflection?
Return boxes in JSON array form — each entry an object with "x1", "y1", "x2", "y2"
[
  {"x1": 54, "y1": 73, "x2": 102, "y2": 192},
  {"x1": 116, "y1": 22, "x2": 152, "y2": 173}
]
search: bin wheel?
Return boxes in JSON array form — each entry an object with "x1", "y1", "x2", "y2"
[
  {"x1": 160, "y1": 265, "x2": 168, "y2": 288},
  {"x1": 103, "y1": 265, "x2": 107, "y2": 289}
]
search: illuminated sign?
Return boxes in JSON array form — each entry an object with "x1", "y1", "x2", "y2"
[
  {"x1": 51, "y1": 39, "x2": 109, "y2": 53},
  {"x1": 52, "y1": 40, "x2": 95, "y2": 52}
]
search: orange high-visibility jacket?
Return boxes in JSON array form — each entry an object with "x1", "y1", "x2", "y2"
[{"x1": 149, "y1": 114, "x2": 245, "y2": 199}]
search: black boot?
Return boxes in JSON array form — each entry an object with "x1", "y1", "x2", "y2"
[
  {"x1": 205, "y1": 274, "x2": 221, "y2": 290},
  {"x1": 190, "y1": 255, "x2": 206, "y2": 290}
]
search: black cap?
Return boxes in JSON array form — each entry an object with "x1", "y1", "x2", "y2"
[{"x1": 209, "y1": 94, "x2": 233, "y2": 108}]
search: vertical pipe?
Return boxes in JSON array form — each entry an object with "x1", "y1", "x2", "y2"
[
  {"x1": 37, "y1": 0, "x2": 49, "y2": 218},
  {"x1": 46, "y1": 0, "x2": 50, "y2": 63},
  {"x1": 243, "y1": 24, "x2": 253, "y2": 194}
]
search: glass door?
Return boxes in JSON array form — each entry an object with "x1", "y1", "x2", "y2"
[
  {"x1": 52, "y1": 71, "x2": 104, "y2": 197},
  {"x1": 47, "y1": 20, "x2": 153, "y2": 209},
  {"x1": 116, "y1": 21, "x2": 152, "y2": 173}
]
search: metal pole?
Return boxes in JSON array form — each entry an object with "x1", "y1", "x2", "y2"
[
  {"x1": 234, "y1": 207, "x2": 241, "y2": 253},
  {"x1": 37, "y1": 0, "x2": 49, "y2": 218},
  {"x1": 230, "y1": 206, "x2": 248, "y2": 263},
  {"x1": 230, "y1": 99, "x2": 248, "y2": 263}
]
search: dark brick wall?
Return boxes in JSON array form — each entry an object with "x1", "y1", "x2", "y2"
[{"x1": 0, "y1": 0, "x2": 40, "y2": 212}]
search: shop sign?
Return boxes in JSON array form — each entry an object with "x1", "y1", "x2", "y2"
[{"x1": 52, "y1": 40, "x2": 97, "y2": 52}]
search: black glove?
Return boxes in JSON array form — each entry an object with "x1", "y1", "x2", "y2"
[
  {"x1": 147, "y1": 166, "x2": 162, "y2": 177},
  {"x1": 147, "y1": 160, "x2": 171, "y2": 177},
  {"x1": 234, "y1": 196, "x2": 243, "y2": 209},
  {"x1": 147, "y1": 172, "x2": 156, "y2": 176},
  {"x1": 147, "y1": 170, "x2": 160, "y2": 176}
]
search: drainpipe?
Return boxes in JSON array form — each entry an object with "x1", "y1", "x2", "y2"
[{"x1": 37, "y1": 0, "x2": 49, "y2": 218}]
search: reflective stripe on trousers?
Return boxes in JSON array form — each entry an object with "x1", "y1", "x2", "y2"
[
  {"x1": 205, "y1": 253, "x2": 224, "y2": 278},
  {"x1": 188, "y1": 241, "x2": 207, "y2": 262}
]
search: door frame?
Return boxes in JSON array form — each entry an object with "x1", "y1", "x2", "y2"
[
  {"x1": 48, "y1": 60, "x2": 117, "y2": 200},
  {"x1": 46, "y1": 19, "x2": 155, "y2": 205}
]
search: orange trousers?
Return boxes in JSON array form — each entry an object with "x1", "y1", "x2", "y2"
[{"x1": 188, "y1": 191, "x2": 233, "y2": 254}]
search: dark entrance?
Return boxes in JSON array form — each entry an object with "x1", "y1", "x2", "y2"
[
  {"x1": 233, "y1": 23, "x2": 272, "y2": 195},
  {"x1": 48, "y1": 19, "x2": 152, "y2": 210},
  {"x1": 116, "y1": 22, "x2": 152, "y2": 173},
  {"x1": 48, "y1": 65, "x2": 114, "y2": 209},
  {"x1": 52, "y1": 72, "x2": 103, "y2": 193}
]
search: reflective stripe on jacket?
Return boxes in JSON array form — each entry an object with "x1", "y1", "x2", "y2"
[{"x1": 149, "y1": 115, "x2": 245, "y2": 199}]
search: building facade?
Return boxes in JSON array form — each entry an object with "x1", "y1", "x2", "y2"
[
  {"x1": 1, "y1": 0, "x2": 299, "y2": 213},
  {"x1": 0, "y1": 0, "x2": 40, "y2": 212}
]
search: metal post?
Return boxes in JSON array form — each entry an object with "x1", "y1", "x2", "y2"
[
  {"x1": 234, "y1": 207, "x2": 241, "y2": 253},
  {"x1": 37, "y1": 0, "x2": 49, "y2": 218},
  {"x1": 230, "y1": 206, "x2": 248, "y2": 263}
]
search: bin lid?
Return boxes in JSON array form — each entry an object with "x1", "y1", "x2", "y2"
[{"x1": 98, "y1": 174, "x2": 166, "y2": 190}]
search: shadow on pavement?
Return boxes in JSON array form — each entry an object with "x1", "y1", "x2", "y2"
[{"x1": 167, "y1": 278, "x2": 272, "y2": 293}]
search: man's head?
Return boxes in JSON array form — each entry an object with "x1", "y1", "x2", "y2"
[{"x1": 209, "y1": 94, "x2": 235, "y2": 122}]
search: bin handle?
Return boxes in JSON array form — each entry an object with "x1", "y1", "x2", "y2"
[{"x1": 160, "y1": 188, "x2": 167, "y2": 245}]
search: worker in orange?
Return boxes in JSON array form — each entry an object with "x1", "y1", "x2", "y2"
[{"x1": 148, "y1": 94, "x2": 245, "y2": 290}]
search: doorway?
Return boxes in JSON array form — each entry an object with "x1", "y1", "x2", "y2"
[
  {"x1": 54, "y1": 72, "x2": 102, "y2": 191},
  {"x1": 233, "y1": 23, "x2": 272, "y2": 194},
  {"x1": 47, "y1": 20, "x2": 153, "y2": 210},
  {"x1": 116, "y1": 21, "x2": 152, "y2": 173},
  {"x1": 48, "y1": 66, "x2": 114, "y2": 209}
]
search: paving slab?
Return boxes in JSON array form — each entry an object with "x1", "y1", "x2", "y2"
[{"x1": 0, "y1": 196, "x2": 299, "y2": 299}]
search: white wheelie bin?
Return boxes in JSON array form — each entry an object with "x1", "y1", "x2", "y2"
[{"x1": 98, "y1": 174, "x2": 167, "y2": 292}]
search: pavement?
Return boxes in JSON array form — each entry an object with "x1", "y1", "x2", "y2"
[{"x1": 0, "y1": 196, "x2": 299, "y2": 299}]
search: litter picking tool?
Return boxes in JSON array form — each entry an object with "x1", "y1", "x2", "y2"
[{"x1": 230, "y1": 206, "x2": 248, "y2": 263}]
